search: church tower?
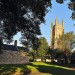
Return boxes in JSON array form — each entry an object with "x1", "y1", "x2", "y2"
[{"x1": 50, "y1": 19, "x2": 64, "y2": 49}]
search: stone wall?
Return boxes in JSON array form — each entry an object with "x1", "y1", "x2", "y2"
[{"x1": 0, "y1": 50, "x2": 29, "y2": 64}]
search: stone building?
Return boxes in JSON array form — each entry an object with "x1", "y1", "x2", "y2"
[
  {"x1": 50, "y1": 18, "x2": 64, "y2": 49},
  {"x1": 0, "y1": 41, "x2": 29, "y2": 64}
]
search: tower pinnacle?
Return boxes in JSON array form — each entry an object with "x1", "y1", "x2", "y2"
[
  {"x1": 62, "y1": 19, "x2": 64, "y2": 28},
  {"x1": 55, "y1": 18, "x2": 58, "y2": 25}
]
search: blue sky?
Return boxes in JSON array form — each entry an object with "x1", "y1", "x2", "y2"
[{"x1": 13, "y1": 0, "x2": 75, "y2": 46}]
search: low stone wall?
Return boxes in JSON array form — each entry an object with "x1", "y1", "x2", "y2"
[{"x1": 0, "y1": 50, "x2": 29, "y2": 64}]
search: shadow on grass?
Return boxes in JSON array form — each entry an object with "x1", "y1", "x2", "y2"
[
  {"x1": 46, "y1": 62, "x2": 75, "y2": 69},
  {"x1": 0, "y1": 64, "x2": 31, "y2": 75},
  {"x1": 29, "y1": 62, "x2": 75, "y2": 75}
]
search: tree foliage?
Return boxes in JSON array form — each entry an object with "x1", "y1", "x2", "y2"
[
  {"x1": 57, "y1": 31, "x2": 75, "y2": 56},
  {"x1": 0, "y1": 0, "x2": 51, "y2": 49},
  {"x1": 56, "y1": 0, "x2": 64, "y2": 4},
  {"x1": 68, "y1": 0, "x2": 75, "y2": 20},
  {"x1": 37, "y1": 37, "x2": 48, "y2": 60},
  {"x1": 28, "y1": 49, "x2": 35, "y2": 61}
]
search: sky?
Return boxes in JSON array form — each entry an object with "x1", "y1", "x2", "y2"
[{"x1": 13, "y1": 0, "x2": 75, "y2": 46}]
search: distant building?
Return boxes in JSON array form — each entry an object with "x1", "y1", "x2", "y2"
[{"x1": 50, "y1": 18, "x2": 64, "y2": 49}]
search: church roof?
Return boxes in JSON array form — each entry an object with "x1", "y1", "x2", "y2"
[{"x1": 2, "y1": 44, "x2": 18, "y2": 51}]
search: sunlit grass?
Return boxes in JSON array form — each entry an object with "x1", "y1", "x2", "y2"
[
  {"x1": 27, "y1": 62, "x2": 75, "y2": 75},
  {"x1": 27, "y1": 62, "x2": 51, "y2": 75},
  {"x1": 0, "y1": 62, "x2": 75, "y2": 75},
  {"x1": 30, "y1": 62, "x2": 69, "y2": 70}
]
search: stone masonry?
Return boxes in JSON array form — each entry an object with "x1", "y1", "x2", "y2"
[{"x1": 0, "y1": 50, "x2": 29, "y2": 64}]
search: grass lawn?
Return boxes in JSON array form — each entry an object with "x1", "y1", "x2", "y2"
[{"x1": 0, "y1": 62, "x2": 75, "y2": 75}]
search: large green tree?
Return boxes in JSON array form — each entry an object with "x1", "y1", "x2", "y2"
[
  {"x1": 0, "y1": 0, "x2": 51, "y2": 50},
  {"x1": 47, "y1": 47, "x2": 56, "y2": 62},
  {"x1": 57, "y1": 32, "x2": 75, "y2": 63},
  {"x1": 37, "y1": 37, "x2": 48, "y2": 61},
  {"x1": 28, "y1": 37, "x2": 48, "y2": 62},
  {"x1": 28, "y1": 49, "x2": 37, "y2": 62}
]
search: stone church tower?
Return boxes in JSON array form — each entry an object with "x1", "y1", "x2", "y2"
[{"x1": 50, "y1": 18, "x2": 64, "y2": 49}]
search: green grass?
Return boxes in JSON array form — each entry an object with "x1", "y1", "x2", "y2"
[{"x1": 0, "y1": 62, "x2": 75, "y2": 75}]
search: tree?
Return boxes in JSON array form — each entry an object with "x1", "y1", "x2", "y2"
[
  {"x1": 0, "y1": 0, "x2": 51, "y2": 50},
  {"x1": 47, "y1": 47, "x2": 55, "y2": 62},
  {"x1": 57, "y1": 31, "x2": 75, "y2": 63},
  {"x1": 58, "y1": 32, "x2": 75, "y2": 52},
  {"x1": 28, "y1": 49, "x2": 34, "y2": 61},
  {"x1": 47, "y1": 47, "x2": 61, "y2": 62},
  {"x1": 68, "y1": 0, "x2": 75, "y2": 20},
  {"x1": 28, "y1": 49, "x2": 37, "y2": 62},
  {"x1": 37, "y1": 37, "x2": 48, "y2": 61}
]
